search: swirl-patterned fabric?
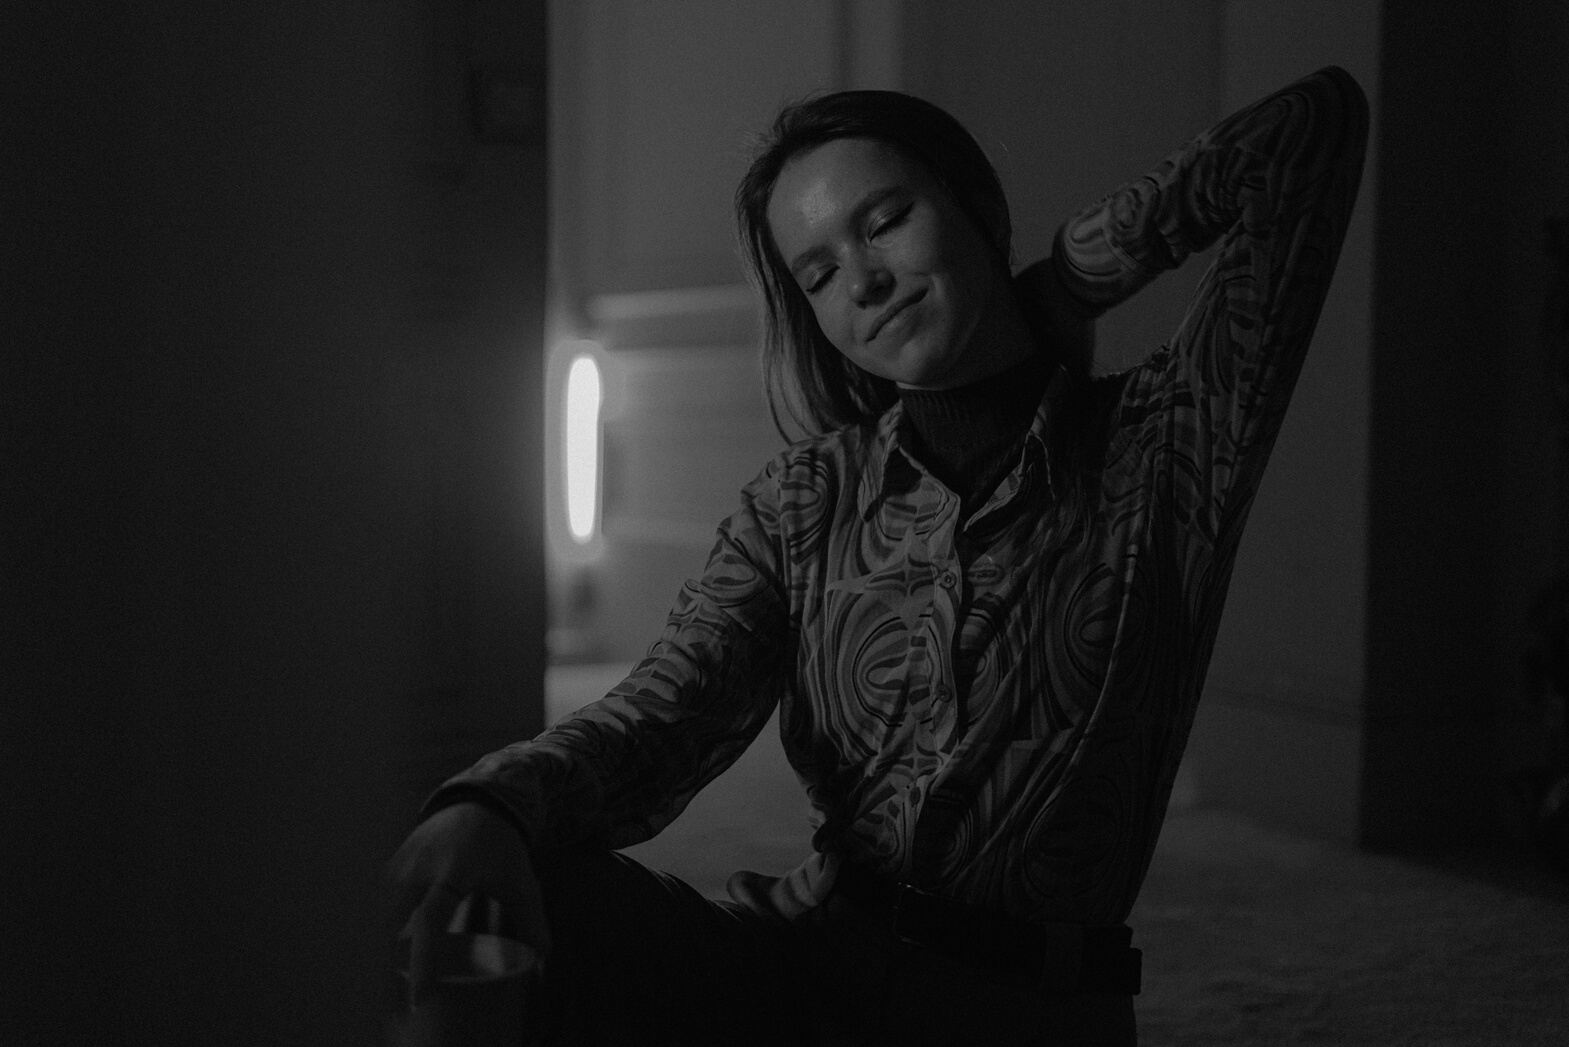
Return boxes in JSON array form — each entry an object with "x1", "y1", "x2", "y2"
[{"x1": 433, "y1": 68, "x2": 1369, "y2": 927}]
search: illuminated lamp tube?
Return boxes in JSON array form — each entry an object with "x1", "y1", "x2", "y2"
[{"x1": 563, "y1": 351, "x2": 603, "y2": 544}]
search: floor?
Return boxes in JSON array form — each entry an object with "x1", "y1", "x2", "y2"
[{"x1": 547, "y1": 663, "x2": 1569, "y2": 1046}]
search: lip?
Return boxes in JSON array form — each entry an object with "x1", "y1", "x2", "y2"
[{"x1": 867, "y1": 290, "x2": 927, "y2": 342}]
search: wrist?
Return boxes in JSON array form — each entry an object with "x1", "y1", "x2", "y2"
[{"x1": 425, "y1": 790, "x2": 532, "y2": 849}]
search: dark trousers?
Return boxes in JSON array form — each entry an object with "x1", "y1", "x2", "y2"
[{"x1": 530, "y1": 847, "x2": 1137, "y2": 1046}]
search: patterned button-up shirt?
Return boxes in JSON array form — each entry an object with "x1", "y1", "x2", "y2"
[{"x1": 434, "y1": 68, "x2": 1368, "y2": 926}]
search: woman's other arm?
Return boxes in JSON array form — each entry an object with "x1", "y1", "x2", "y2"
[
  {"x1": 387, "y1": 461, "x2": 793, "y2": 1000},
  {"x1": 426, "y1": 463, "x2": 792, "y2": 852}
]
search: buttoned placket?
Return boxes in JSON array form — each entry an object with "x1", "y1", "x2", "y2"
[
  {"x1": 916, "y1": 475, "x2": 964, "y2": 755},
  {"x1": 881, "y1": 409, "x2": 1050, "y2": 848}
]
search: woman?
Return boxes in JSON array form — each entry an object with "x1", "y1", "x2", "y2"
[{"x1": 389, "y1": 67, "x2": 1368, "y2": 1045}]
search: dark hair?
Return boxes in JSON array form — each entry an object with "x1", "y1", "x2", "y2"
[{"x1": 736, "y1": 89, "x2": 1014, "y2": 439}]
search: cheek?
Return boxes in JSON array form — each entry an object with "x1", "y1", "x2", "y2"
[
  {"x1": 809, "y1": 297, "x2": 852, "y2": 350},
  {"x1": 938, "y1": 248, "x2": 995, "y2": 326},
  {"x1": 930, "y1": 215, "x2": 996, "y2": 295}
]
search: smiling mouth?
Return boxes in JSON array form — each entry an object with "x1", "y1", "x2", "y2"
[{"x1": 869, "y1": 290, "x2": 926, "y2": 342}]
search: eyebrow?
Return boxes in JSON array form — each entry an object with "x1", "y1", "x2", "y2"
[{"x1": 787, "y1": 185, "x2": 908, "y2": 280}]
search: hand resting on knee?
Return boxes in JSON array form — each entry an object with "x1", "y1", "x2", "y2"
[{"x1": 385, "y1": 800, "x2": 551, "y2": 1008}]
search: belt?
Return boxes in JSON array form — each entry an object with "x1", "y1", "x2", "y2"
[{"x1": 831, "y1": 862, "x2": 1141, "y2": 995}]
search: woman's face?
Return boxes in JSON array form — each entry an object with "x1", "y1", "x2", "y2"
[{"x1": 766, "y1": 138, "x2": 1015, "y2": 390}]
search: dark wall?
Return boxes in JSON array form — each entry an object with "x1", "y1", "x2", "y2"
[
  {"x1": 1364, "y1": 0, "x2": 1567, "y2": 847},
  {"x1": 3, "y1": 2, "x2": 547, "y2": 1042}
]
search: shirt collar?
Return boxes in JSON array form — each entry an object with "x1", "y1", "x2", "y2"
[
  {"x1": 856, "y1": 363, "x2": 1069, "y2": 521},
  {"x1": 856, "y1": 401, "x2": 908, "y2": 520}
]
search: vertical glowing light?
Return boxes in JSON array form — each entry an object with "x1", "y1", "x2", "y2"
[{"x1": 563, "y1": 351, "x2": 602, "y2": 543}]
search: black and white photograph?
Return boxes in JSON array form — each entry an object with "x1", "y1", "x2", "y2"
[{"x1": 6, "y1": 2, "x2": 1568, "y2": 1044}]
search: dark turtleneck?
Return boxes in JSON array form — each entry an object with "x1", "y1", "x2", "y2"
[{"x1": 898, "y1": 349, "x2": 1051, "y2": 515}]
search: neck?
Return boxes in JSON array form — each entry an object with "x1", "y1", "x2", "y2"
[{"x1": 898, "y1": 348, "x2": 1049, "y2": 511}]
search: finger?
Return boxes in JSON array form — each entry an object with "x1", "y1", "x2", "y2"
[
  {"x1": 383, "y1": 874, "x2": 425, "y2": 944},
  {"x1": 385, "y1": 872, "x2": 454, "y2": 946},
  {"x1": 473, "y1": 888, "x2": 551, "y2": 964},
  {"x1": 383, "y1": 846, "x2": 435, "y2": 941},
  {"x1": 405, "y1": 906, "x2": 440, "y2": 1010},
  {"x1": 404, "y1": 885, "x2": 461, "y2": 1009},
  {"x1": 383, "y1": 811, "x2": 466, "y2": 926}
]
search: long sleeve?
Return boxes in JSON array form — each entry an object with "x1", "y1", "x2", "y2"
[
  {"x1": 424, "y1": 461, "x2": 795, "y2": 851},
  {"x1": 1059, "y1": 65, "x2": 1369, "y2": 531},
  {"x1": 925, "y1": 68, "x2": 1371, "y2": 922}
]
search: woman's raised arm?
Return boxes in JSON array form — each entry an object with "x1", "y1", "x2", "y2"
[{"x1": 1019, "y1": 66, "x2": 1368, "y2": 385}]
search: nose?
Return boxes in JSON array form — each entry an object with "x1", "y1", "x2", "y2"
[{"x1": 845, "y1": 256, "x2": 892, "y2": 306}]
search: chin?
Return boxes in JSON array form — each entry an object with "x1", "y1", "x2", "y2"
[
  {"x1": 902, "y1": 352, "x2": 968, "y2": 390},
  {"x1": 881, "y1": 336, "x2": 958, "y2": 389}
]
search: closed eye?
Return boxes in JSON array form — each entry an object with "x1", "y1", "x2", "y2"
[
  {"x1": 804, "y1": 267, "x2": 836, "y2": 294},
  {"x1": 870, "y1": 204, "x2": 913, "y2": 239}
]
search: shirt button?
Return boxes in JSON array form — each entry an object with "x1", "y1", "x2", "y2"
[{"x1": 938, "y1": 570, "x2": 958, "y2": 590}]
